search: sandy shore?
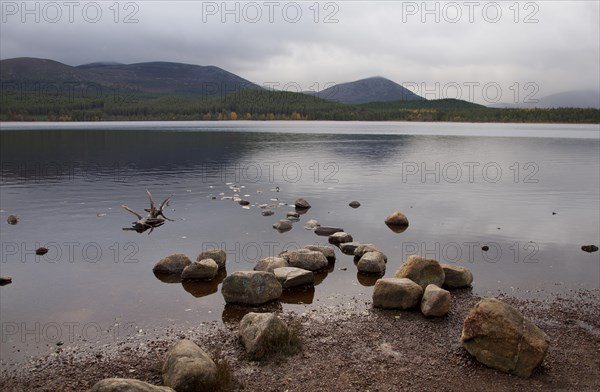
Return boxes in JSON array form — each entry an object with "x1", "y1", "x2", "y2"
[{"x1": 1, "y1": 288, "x2": 599, "y2": 391}]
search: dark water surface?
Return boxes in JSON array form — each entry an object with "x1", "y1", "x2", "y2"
[{"x1": 1, "y1": 121, "x2": 599, "y2": 361}]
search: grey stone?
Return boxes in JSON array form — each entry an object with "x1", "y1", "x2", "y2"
[
  {"x1": 328, "y1": 232, "x2": 353, "y2": 245},
  {"x1": 286, "y1": 249, "x2": 328, "y2": 271},
  {"x1": 197, "y1": 249, "x2": 227, "y2": 269},
  {"x1": 239, "y1": 312, "x2": 290, "y2": 360},
  {"x1": 420, "y1": 284, "x2": 451, "y2": 317},
  {"x1": 162, "y1": 340, "x2": 217, "y2": 392},
  {"x1": 357, "y1": 251, "x2": 386, "y2": 275},
  {"x1": 181, "y1": 259, "x2": 219, "y2": 280},
  {"x1": 440, "y1": 263, "x2": 473, "y2": 289},
  {"x1": 153, "y1": 254, "x2": 191, "y2": 275},
  {"x1": 273, "y1": 267, "x2": 315, "y2": 288},
  {"x1": 254, "y1": 257, "x2": 289, "y2": 273},
  {"x1": 221, "y1": 271, "x2": 282, "y2": 306},
  {"x1": 372, "y1": 278, "x2": 423, "y2": 309},
  {"x1": 303, "y1": 244, "x2": 336, "y2": 262},
  {"x1": 395, "y1": 255, "x2": 445, "y2": 290}
]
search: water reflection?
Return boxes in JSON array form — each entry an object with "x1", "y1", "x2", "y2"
[
  {"x1": 221, "y1": 302, "x2": 283, "y2": 324},
  {"x1": 280, "y1": 286, "x2": 315, "y2": 304},
  {"x1": 181, "y1": 269, "x2": 227, "y2": 298}
]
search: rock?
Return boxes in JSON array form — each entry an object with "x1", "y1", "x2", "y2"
[
  {"x1": 239, "y1": 312, "x2": 290, "y2": 360},
  {"x1": 482, "y1": 245, "x2": 490, "y2": 251},
  {"x1": 197, "y1": 249, "x2": 227, "y2": 269},
  {"x1": 420, "y1": 284, "x2": 450, "y2": 317},
  {"x1": 294, "y1": 198, "x2": 311, "y2": 209},
  {"x1": 440, "y1": 263, "x2": 473, "y2": 289},
  {"x1": 6, "y1": 214, "x2": 18, "y2": 225},
  {"x1": 36, "y1": 247, "x2": 48, "y2": 256},
  {"x1": 262, "y1": 210, "x2": 275, "y2": 216},
  {"x1": 0, "y1": 275, "x2": 12, "y2": 285},
  {"x1": 357, "y1": 251, "x2": 386, "y2": 275},
  {"x1": 181, "y1": 259, "x2": 218, "y2": 280},
  {"x1": 254, "y1": 257, "x2": 289, "y2": 272},
  {"x1": 384, "y1": 211, "x2": 409, "y2": 229},
  {"x1": 153, "y1": 254, "x2": 192, "y2": 275},
  {"x1": 285, "y1": 249, "x2": 328, "y2": 271},
  {"x1": 328, "y1": 232, "x2": 353, "y2": 245},
  {"x1": 314, "y1": 226, "x2": 344, "y2": 236},
  {"x1": 221, "y1": 271, "x2": 282, "y2": 305},
  {"x1": 581, "y1": 245, "x2": 599, "y2": 253},
  {"x1": 286, "y1": 211, "x2": 300, "y2": 219},
  {"x1": 354, "y1": 244, "x2": 388, "y2": 262},
  {"x1": 162, "y1": 340, "x2": 218, "y2": 391},
  {"x1": 238, "y1": 200, "x2": 250, "y2": 206},
  {"x1": 461, "y1": 298, "x2": 550, "y2": 378},
  {"x1": 89, "y1": 378, "x2": 175, "y2": 392},
  {"x1": 273, "y1": 219, "x2": 293, "y2": 233},
  {"x1": 372, "y1": 278, "x2": 423, "y2": 309},
  {"x1": 303, "y1": 245, "x2": 336, "y2": 262},
  {"x1": 274, "y1": 267, "x2": 314, "y2": 288},
  {"x1": 349, "y1": 201, "x2": 361, "y2": 208},
  {"x1": 339, "y1": 241, "x2": 360, "y2": 255},
  {"x1": 303, "y1": 219, "x2": 320, "y2": 230},
  {"x1": 394, "y1": 255, "x2": 445, "y2": 290}
]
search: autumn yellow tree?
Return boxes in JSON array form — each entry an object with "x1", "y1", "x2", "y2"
[{"x1": 230, "y1": 111, "x2": 238, "y2": 120}]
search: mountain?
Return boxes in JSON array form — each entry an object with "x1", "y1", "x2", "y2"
[
  {"x1": 312, "y1": 76, "x2": 424, "y2": 104},
  {"x1": 489, "y1": 89, "x2": 600, "y2": 109},
  {"x1": 0, "y1": 57, "x2": 262, "y2": 96}
]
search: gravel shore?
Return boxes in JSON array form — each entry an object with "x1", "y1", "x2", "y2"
[{"x1": 1, "y1": 288, "x2": 599, "y2": 391}]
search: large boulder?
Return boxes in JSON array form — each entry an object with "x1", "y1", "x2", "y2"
[
  {"x1": 254, "y1": 257, "x2": 289, "y2": 272},
  {"x1": 357, "y1": 251, "x2": 386, "y2": 275},
  {"x1": 329, "y1": 232, "x2": 353, "y2": 245},
  {"x1": 162, "y1": 340, "x2": 217, "y2": 392},
  {"x1": 395, "y1": 256, "x2": 445, "y2": 289},
  {"x1": 441, "y1": 263, "x2": 473, "y2": 289},
  {"x1": 420, "y1": 284, "x2": 451, "y2": 317},
  {"x1": 89, "y1": 379, "x2": 175, "y2": 392},
  {"x1": 221, "y1": 271, "x2": 282, "y2": 306},
  {"x1": 273, "y1": 267, "x2": 314, "y2": 288},
  {"x1": 285, "y1": 250, "x2": 328, "y2": 271},
  {"x1": 181, "y1": 259, "x2": 218, "y2": 280},
  {"x1": 239, "y1": 312, "x2": 290, "y2": 360},
  {"x1": 303, "y1": 245, "x2": 336, "y2": 262},
  {"x1": 153, "y1": 254, "x2": 192, "y2": 275},
  {"x1": 372, "y1": 278, "x2": 423, "y2": 309},
  {"x1": 197, "y1": 249, "x2": 226, "y2": 269},
  {"x1": 461, "y1": 298, "x2": 550, "y2": 378}
]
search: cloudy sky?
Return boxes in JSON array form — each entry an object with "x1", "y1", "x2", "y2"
[{"x1": 1, "y1": 1, "x2": 598, "y2": 104}]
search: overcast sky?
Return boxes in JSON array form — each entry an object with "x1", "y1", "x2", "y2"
[{"x1": 1, "y1": 1, "x2": 598, "y2": 104}]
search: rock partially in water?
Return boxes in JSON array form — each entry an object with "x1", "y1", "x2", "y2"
[
  {"x1": 181, "y1": 258, "x2": 219, "y2": 280},
  {"x1": 0, "y1": 275, "x2": 12, "y2": 285},
  {"x1": 153, "y1": 254, "x2": 192, "y2": 275},
  {"x1": 349, "y1": 201, "x2": 361, "y2": 208},
  {"x1": 314, "y1": 226, "x2": 344, "y2": 236},
  {"x1": 285, "y1": 249, "x2": 328, "y2": 271},
  {"x1": 482, "y1": 245, "x2": 490, "y2": 252},
  {"x1": 303, "y1": 219, "x2": 320, "y2": 230},
  {"x1": 303, "y1": 244, "x2": 336, "y2": 262},
  {"x1": 162, "y1": 340, "x2": 218, "y2": 391},
  {"x1": 222, "y1": 271, "x2": 283, "y2": 306},
  {"x1": 372, "y1": 278, "x2": 423, "y2": 310},
  {"x1": 274, "y1": 267, "x2": 315, "y2": 288},
  {"x1": 6, "y1": 214, "x2": 18, "y2": 225},
  {"x1": 239, "y1": 312, "x2": 290, "y2": 360},
  {"x1": 462, "y1": 298, "x2": 550, "y2": 378},
  {"x1": 581, "y1": 245, "x2": 599, "y2": 253},
  {"x1": 238, "y1": 200, "x2": 250, "y2": 206},
  {"x1": 328, "y1": 232, "x2": 353, "y2": 245},
  {"x1": 273, "y1": 219, "x2": 293, "y2": 233},
  {"x1": 394, "y1": 255, "x2": 445, "y2": 290},
  {"x1": 197, "y1": 249, "x2": 227, "y2": 270},
  {"x1": 440, "y1": 263, "x2": 473, "y2": 289},
  {"x1": 357, "y1": 251, "x2": 386, "y2": 275},
  {"x1": 384, "y1": 211, "x2": 409, "y2": 233},
  {"x1": 339, "y1": 241, "x2": 360, "y2": 255},
  {"x1": 36, "y1": 247, "x2": 48, "y2": 256},
  {"x1": 294, "y1": 198, "x2": 311, "y2": 209},
  {"x1": 354, "y1": 244, "x2": 387, "y2": 263},
  {"x1": 89, "y1": 378, "x2": 175, "y2": 392},
  {"x1": 286, "y1": 211, "x2": 300, "y2": 219},
  {"x1": 262, "y1": 210, "x2": 275, "y2": 216},
  {"x1": 254, "y1": 257, "x2": 289, "y2": 273},
  {"x1": 421, "y1": 284, "x2": 450, "y2": 317}
]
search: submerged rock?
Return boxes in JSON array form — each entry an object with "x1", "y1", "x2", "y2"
[
  {"x1": 461, "y1": 298, "x2": 550, "y2": 378},
  {"x1": 395, "y1": 255, "x2": 445, "y2": 290},
  {"x1": 221, "y1": 271, "x2": 282, "y2": 306},
  {"x1": 89, "y1": 378, "x2": 175, "y2": 392},
  {"x1": 339, "y1": 241, "x2": 360, "y2": 255},
  {"x1": 239, "y1": 312, "x2": 290, "y2": 360},
  {"x1": 420, "y1": 284, "x2": 450, "y2": 317},
  {"x1": 162, "y1": 340, "x2": 218, "y2": 391},
  {"x1": 372, "y1": 278, "x2": 423, "y2": 309},
  {"x1": 153, "y1": 254, "x2": 192, "y2": 275},
  {"x1": 197, "y1": 249, "x2": 227, "y2": 269}
]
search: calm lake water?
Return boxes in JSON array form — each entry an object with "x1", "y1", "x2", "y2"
[{"x1": 1, "y1": 121, "x2": 599, "y2": 362}]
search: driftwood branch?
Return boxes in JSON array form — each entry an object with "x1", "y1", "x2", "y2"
[{"x1": 122, "y1": 190, "x2": 174, "y2": 234}]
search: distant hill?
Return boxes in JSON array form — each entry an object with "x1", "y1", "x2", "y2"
[
  {"x1": 0, "y1": 57, "x2": 262, "y2": 96},
  {"x1": 313, "y1": 76, "x2": 424, "y2": 104},
  {"x1": 490, "y1": 89, "x2": 600, "y2": 109}
]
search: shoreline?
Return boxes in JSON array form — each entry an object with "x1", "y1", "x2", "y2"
[{"x1": 2, "y1": 288, "x2": 599, "y2": 391}]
